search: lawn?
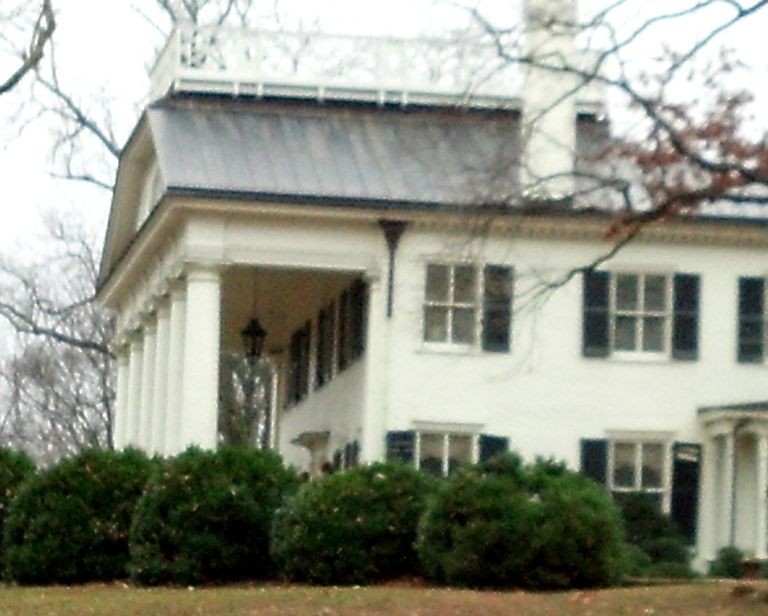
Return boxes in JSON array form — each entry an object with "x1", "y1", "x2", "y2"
[{"x1": 2, "y1": 581, "x2": 768, "y2": 616}]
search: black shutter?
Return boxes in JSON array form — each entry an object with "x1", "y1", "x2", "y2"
[
  {"x1": 332, "y1": 450, "x2": 342, "y2": 472},
  {"x1": 580, "y1": 438, "x2": 608, "y2": 485},
  {"x1": 482, "y1": 266, "x2": 513, "y2": 353},
  {"x1": 479, "y1": 434, "x2": 509, "y2": 461},
  {"x1": 582, "y1": 271, "x2": 610, "y2": 357},
  {"x1": 738, "y1": 277, "x2": 764, "y2": 363},
  {"x1": 385, "y1": 431, "x2": 416, "y2": 464},
  {"x1": 350, "y1": 279, "x2": 367, "y2": 360},
  {"x1": 337, "y1": 289, "x2": 350, "y2": 371},
  {"x1": 672, "y1": 274, "x2": 700, "y2": 361},
  {"x1": 671, "y1": 442, "x2": 701, "y2": 544},
  {"x1": 316, "y1": 306, "x2": 328, "y2": 388}
]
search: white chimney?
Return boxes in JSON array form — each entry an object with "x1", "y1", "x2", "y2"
[{"x1": 522, "y1": 0, "x2": 579, "y2": 201}]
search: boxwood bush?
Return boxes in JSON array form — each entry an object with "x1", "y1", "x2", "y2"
[
  {"x1": 2, "y1": 448, "x2": 153, "y2": 584},
  {"x1": 618, "y1": 493, "x2": 694, "y2": 578},
  {"x1": 0, "y1": 448, "x2": 35, "y2": 576},
  {"x1": 271, "y1": 462, "x2": 435, "y2": 585},
  {"x1": 417, "y1": 454, "x2": 626, "y2": 589},
  {"x1": 130, "y1": 446, "x2": 297, "y2": 586}
]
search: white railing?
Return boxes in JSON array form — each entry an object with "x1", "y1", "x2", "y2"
[{"x1": 149, "y1": 24, "x2": 524, "y2": 106}]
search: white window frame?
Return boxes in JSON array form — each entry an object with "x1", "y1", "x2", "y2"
[
  {"x1": 422, "y1": 262, "x2": 481, "y2": 350},
  {"x1": 413, "y1": 423, "x2": 482, "y2": 477},
  {"x1": 607, "y1": 432, "x2": 673, "y2": 513},
  {"x1": 608, "y1": 271, "x2": 673, "y2": 360}
]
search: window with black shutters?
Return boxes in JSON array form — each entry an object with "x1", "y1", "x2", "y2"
[
  {"x1": 423, "y1": 262, "x2": 513, "y2": 352},
  {"x1": 580, "y1": 436, "x2": 700, "y2": 537},
  {"x1": 387, "y1": 430, "x2": 508, "y2": 477},
  {"x1": 582, "y1": 271, "x2": 700, "y2": 360},
  {"x1": 737, "y1": 277, "x2": 765, "y2": 363}
]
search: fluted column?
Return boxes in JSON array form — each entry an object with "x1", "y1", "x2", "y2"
[
  {"x1": 125, "y1": 332, "x2": 144, "y2": 447},
  {"x1": 139, "y1": 318, "x2": 157, "y2": 451},
  {"x1": 756, "y1": 432, "x2": 768, "y2": 559},
  {"x1": 113, "y1": 345, "x2": 130, "y2": 449},
  {"x1": 360, "y1": 275, "x2": 387, "y2": 462},
  {"x1": 151, "y1": 299, "x2": 171, "y2": 455},
  {"x1": 180, "y1": 266, "x2": 221, "y2": 449},
  {"x1": 164, "y1": 279, "x2": 187, "y2": 455}
]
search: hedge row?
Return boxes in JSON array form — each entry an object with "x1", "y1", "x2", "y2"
[{"x1": 1, "y1": 446, "x2": 651, "y2": 589}]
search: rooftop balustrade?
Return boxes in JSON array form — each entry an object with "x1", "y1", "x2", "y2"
[{"x1": 149, "y1": 24, "x2": 604, "y2": 111}]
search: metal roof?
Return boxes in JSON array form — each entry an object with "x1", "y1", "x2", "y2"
[{"x1": 147, "y1": 97, "x2": 523, "y2": 207}]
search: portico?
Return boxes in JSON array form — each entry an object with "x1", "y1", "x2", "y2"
[
  {"x1": 697, "y1": 403, "x2": 768, "y2": 565},
  {"x1": 102, "y1": 195, "x2": 390, "y2": 467}
]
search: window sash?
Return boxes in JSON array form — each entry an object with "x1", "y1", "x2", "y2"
[
  {"x1": 609, "y1": 440, "x2": 670, "y2": 512},
  {"x1": 415, "y1": 431, "x2": 478, "y2": 477},
  {"x1": 609, "y1": 273, "x2": 671, "y2": 356}
]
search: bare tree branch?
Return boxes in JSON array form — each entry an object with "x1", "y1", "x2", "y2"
[{"x1": 0, "y1": 0, "x2": 55, "y2": 95}]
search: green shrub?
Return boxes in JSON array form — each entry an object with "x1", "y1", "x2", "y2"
[
  {"x1": 271, "y1": 462, "x2": 435, "y2": 585},
  {"x1": 617, "y1": 493, "x2": 693, "y2": 578},
  {"x1": 709, "y1": 546, "x2": 746, "y2": 579},
  {"x1": 0, "y1": 448, "x2": 35, "y2": 576},
  {"x1": 417, "y1": 467, "x2": 536, "y2": 587},
  {"x1": 417, "y1": 456, "x2": 626, "y2": 589},
  {"x1": 3, "y1": 448, "x2": 153, "y2": 584},
  {"x1": 130, "y1": 446, "x2": 296, "y2": 586},
  {"x1": 524, "y1": 466, "x2": 627, "y2": 589}
]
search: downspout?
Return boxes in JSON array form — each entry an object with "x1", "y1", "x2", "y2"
[{"x1": 379, "y1": 220, "x2": 408, "y2": 318}]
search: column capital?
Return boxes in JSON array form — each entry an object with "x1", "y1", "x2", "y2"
[{"x1": 184, "y1": 263, "x2": 221, "y2": 283}]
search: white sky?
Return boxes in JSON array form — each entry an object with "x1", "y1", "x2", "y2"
[{"x1": 0, "y1": 0, "x2": 766, "y2": 254}]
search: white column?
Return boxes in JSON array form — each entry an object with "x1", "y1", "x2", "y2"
[
  {"x1": 113, "y1": 345, "x2": 130, "y2": 449},
  {"x1": 756, "y1": 432, "x2": 768, "y2": 559},
  {"x1": 151, "y1": 300, "x2": 171, "y2": 455},
  {"x1": 139, "y1": 318, "x2": 157, "y2": 451},
  {"x1": 721, "y1": 431, "x2": 736, "y2": 546},
  {"x1": 125, "y1": 332, "x2": 144, "y2": 447},
  {"x1": 697, "y1": 433, "x2": 719, "y2": 564},
  {"x1": 180, "y1": 266, "x2": 221, "y2": 449},
  {"x1": 360, "y1": 275, "x2": 387, "y2": 462},
  {"x1": 164, "y1": 280, "x2": 187, "y2": 455}
]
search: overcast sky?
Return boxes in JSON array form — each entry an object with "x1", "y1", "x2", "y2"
[{"x1": 0, "y1": 0, "x2": 765, "y2": 255}]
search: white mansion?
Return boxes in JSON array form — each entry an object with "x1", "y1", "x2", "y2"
[{"x1": 97, "y1": 0, "x2": 768, "y2": 570}]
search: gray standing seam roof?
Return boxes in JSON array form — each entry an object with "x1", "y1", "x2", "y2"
[{"x1": 147, "y1": 98, "x2": 523, "y2": 207}]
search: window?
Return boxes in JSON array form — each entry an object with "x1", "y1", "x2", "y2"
[
  {"x1": 609, "y1": 440, "x2": 669, "y2": 510},
  {"x1": 737, "y1": 277, "x2": 765, "y2": 363},
  {"x1": 385, "y1": 430, "x2": 509, "y2": 477},
  {"x1": 423, "y1": 263, "x2": 513, "y2": 351},
  {"x1": 418, "y1": 432, "x2": 474, "y2": 477},
  {"x1": 611, "y1": 273, "x2": 669, "y2": 354},
  {"x1": 583, "y1": 271, "x2": 699, "y2": 360}
]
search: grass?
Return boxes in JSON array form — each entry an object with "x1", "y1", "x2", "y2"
[{"x1": 3, "y1": 581, "x2": 768, "y2": 616}]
